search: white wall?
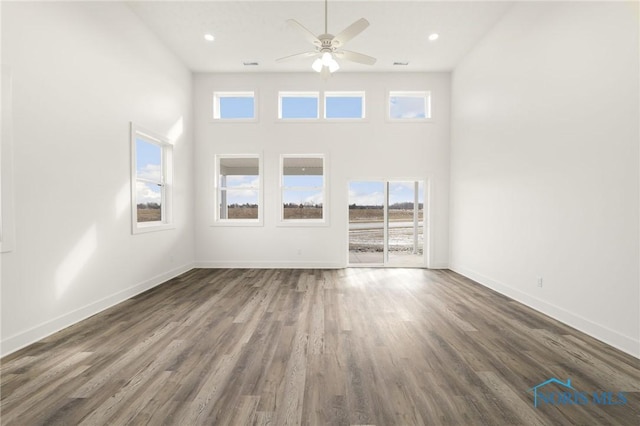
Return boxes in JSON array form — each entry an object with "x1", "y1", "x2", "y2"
[
  {"x1": 1, "y1": 2, "x2": 194, "y2": 356},
  {"x1": 450, "y1": 2, "x2": 639, "y2": 356},
  {"x1": 194, "y1": 73, "x2": 450, "y2": 268}
]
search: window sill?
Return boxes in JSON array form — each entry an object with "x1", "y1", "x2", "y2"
[
  {"x1": 211, "y1": 118, "x2": 259, "y2": 123},
  {"x1": 132, "y1": 223, "x2": 175, "y2": 235},
  {"x1": 211, "y1": 220, "x2": 264, "y2": 227},
  {"x1": 277, "y1": 220, "x2": 329, "y2": 228},
  {"x1": 386, "y1": 117, "x2": 434, "y2": 123}
]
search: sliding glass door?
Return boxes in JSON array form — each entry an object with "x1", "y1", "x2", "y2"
[
  {"x1": 348, "y1": 180, "x2": 425, "y2": 267},
  {"x1": 348, "y1": 181, "x2": 385, "y2": 264},
  {"x1": 387, "y1": 181, "x2": 424, "y2": 266}
]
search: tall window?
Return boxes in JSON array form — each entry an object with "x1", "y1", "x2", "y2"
[
  {"x1": 278, "y1": 91, "x2": 319, "y2": 119},
  {"x1": 280, "y1": 155, "x2": 326, "y2": 223},
  {"x1": 215, "y1": 155, "x2": 262, "y2": 225},
  {"x1": 324, "y1": 91, "x2": 365, "y2": 119},
  {"x1": 131, "y1": 124, "x2": 172, "y2": 233},
  {"x1": 213, "y1": 91, "x2": 256, "y2": 120},
  {"x1": 388, "y1": 91, "x2": 431, "y2": 120}
]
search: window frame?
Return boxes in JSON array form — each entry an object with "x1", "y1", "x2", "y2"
[
  {"x1": 130, "y1": 123, "x2": 174, "y2": 234},
  {"x1": 213, "y1": 153, "x2": 264, "y2": 227},
  {"x1": 278, "y1": 91, "x2": 320, "y2": 120},
  {"x1": 213, "y1": 91, "x2": 257, "y2": 121},
  {"x1": 387, "y1": 90, "x2": 432, "y2": 121},
  {"x1": 324, "y1": 91, "x2": 366, "y2": 120},
  {"x1": 278, "y1": 154, "x2": 328, "y2": 226}
]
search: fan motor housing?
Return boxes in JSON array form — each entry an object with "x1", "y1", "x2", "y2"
[{"x1": 318, "y1": 34, "x2": 338, "y2": 49}]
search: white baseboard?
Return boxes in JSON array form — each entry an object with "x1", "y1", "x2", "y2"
[
  {"x1": 195, "y1": 260, "x2": 345, "y2": 269},
  {"x1": 1, "y1": 263, "x2": 195, "y2": 358},
  {"x1": 449, "y1": 263, "x2": 640, "y2": 359}
]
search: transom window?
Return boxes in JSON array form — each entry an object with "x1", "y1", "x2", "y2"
[
  {"x1": 278, "y1": 91, "x2": 319, "y2": 119},
  {"x1": 213, "y1": 91, "x2": 256, "y2": 120},
  {"x1": 280, "y1": 155, "x2": 326, "y2": 223},
  {"x1": 131, "y1": 124, "x2": 173, "y2": 233},
  {"x1": 324, "y1": 91, "x2": 365, "y2": 119},
  {"x1": 214, "y1": 155, "x2": 262, "y2": 225},
  {"x1": 389, "y1": 91, "x2": 431, "y2": 120}
]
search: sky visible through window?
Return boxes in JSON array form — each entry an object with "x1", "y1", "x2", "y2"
[
  {"x1": 136, "y1": 138, "x2": 162, "y2": 205},
  {"x1": 281, "y1": 96, "x2": 318, "y2": 119},
  {"x1": 283, "y1": 174, "x2": 323, "y2": 205},
  {"x1": 349, "y1": 181, "x2": 425, "y2": 206},
  {"x1": 389, "y1": 95, "x2": 428, "y2": 119},
  {"x1": 326, "y1": 96, "x2": 363, "y2": 118},
  {"x1": 280, "y1": 94, "x2": 363, "y2": 119},
  {"x1": 220, "y1": 174, "x2": 259, "y2": 206},
  {"x1": 218, "y1": 96, "x2": 255, "y2": 119}
]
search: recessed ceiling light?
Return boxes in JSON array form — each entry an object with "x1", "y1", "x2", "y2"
[
  {"x1": 204, "y1": 33, "x2": 215, "y2": 42},
  {"x1": 428, "y1": 33, "x2": 439, "y2": 41}
]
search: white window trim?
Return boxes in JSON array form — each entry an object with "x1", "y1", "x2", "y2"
[
  {"x1": 278, "y1": 91, "x2": 320, "y2": 120},
  {"x1": 387, "y1": 90, "x2": 432, "y2": 122},
  {"x1": 130, "y1": 123, "x2": 174, "y2": 234},
  {"x1": 324, "y1": 91, "x2": 366, "y2": 120},
  {"x1": 213, "y1": 91, "x2": 258, "y2": 122},
  {"x1": 278, "y1": 154, "x2": 329, "y2": 227},
  {"x1": 212, "y1": 153, "x2": 264, "y2": 227}
]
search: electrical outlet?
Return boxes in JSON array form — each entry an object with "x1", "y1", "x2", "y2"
[{"x1": 537, "y1": 277, "x2": 543, "y2": 287}]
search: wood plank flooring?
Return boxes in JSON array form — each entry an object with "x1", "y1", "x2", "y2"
[{"x1": 1, "y1": 268, "x2": 639, "y2": 425}]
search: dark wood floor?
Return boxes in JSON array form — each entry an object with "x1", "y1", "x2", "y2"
[{"x1": 1, "y1": 268, "x2": 639, "y2": 425}]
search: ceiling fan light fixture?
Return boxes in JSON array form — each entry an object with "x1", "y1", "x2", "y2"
[
  {"x1": 312, "y1": 58, "x2": 323, "y2": 72},
  {"x1": 312, "y1": 52, "x2": 339, "y2": 73}
]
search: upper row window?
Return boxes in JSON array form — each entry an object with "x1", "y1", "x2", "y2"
[
  {"x1": 389, "y1": 91, "x2": 430, "y2": 120},
  {"x1": 214, "y1": 91, "x2": 256, "y2": 120},
  {"x1": 278, "y1": 91, "x2": 365, "y2": 120},
  {"x1": 212, "y1": 90, "x2": 429, "y2": 121}
]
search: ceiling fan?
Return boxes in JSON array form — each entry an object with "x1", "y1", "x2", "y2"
[{"x1": 276, "y1": 0, "x2": 376, "y2": 77}]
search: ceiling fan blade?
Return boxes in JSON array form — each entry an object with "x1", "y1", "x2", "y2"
[
  {"x1": 334, "y1": 50, "x2": 377, "y2": 66},
  {"x1": 276, "y1": 51, "x2": 319, "y2": 63},
  {"x1": 287, "y1": 19, "x2": 321, "y2": 46},
  {"x1": 332, "y1": 18, "x2": 369, "y2": 46}
]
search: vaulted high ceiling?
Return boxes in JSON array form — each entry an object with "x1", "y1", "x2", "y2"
[{"x1": 127, "y1": 1, "x2": 513, "y2": 73}]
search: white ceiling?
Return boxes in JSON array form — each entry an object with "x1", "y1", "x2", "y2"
[{"x1": 127, "y1": 1, "x2": 513, "y2": 73}]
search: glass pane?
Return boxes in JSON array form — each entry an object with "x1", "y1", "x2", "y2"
[
  {"x1": 283, "y1": 175, "x2": 323, "y2": 188},
  {"x1": 387, "y1": 181, "x2": 424, "y2": 266},
  {"x1": 219, "y1": 96, "x2": 254, "y2": 119},
  {"x1": 136, "y1": 181, "x2": 162, "y2": 222},
  {"x1": 283, "y1": 190, "x2": 323, "y2": 219},
  {"x1": 219, "y1": 157, "x2": 259, "y2": 189},
  {"x1": 280, "y1": 96, "x2": 318, "y2": 119},
  {"x1": 136, "y1": 138, "x2": 162, "y2": 182},
  {"x1": 220, "y1": 189, "x2": 259, "y2": 220},
  {"x1": 282, "y1": 157, "x2": 323, "y2": 187},
  {"x1": 326, "y1": 96, "x2": 363, "y2": 118},
  {"x1": 389, "y1": 94, "x2": 428, "y2": 119},
  {"x1": 349, "y1": 181, "x2": 384, "y2": 264}
]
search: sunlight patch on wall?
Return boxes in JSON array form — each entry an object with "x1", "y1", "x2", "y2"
[
  {"x1": 115, "y1": 181, "x2": 130, "y2": 219},
  {"x1": 167, "y1": 116, "x2": 183, "y2": 144},
  {"x1": 55, "y1": 224, "x2": 97, "y2": 299}
]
